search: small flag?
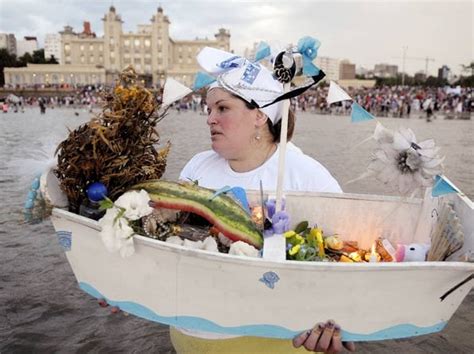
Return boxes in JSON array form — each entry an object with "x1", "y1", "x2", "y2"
[
  {"x1": 254, "y1": 42, "x2": 271, "y2": 62},
  {"x1": 210, "y1": 186, "x2": 250, "y2": 213},
  {"x1": 162, "y1": 78, "x2": 192, "y2": 107},
  {"x1": 432, "y1": 175, "x2": 459, "y2": 197},
  {"x1": 192, "y1": 71, "x2": 216, "y2": 90},
  {"x1": 327, "y1": 81, "x2": 352, "y2": 104},
  {"x1": 351, "y1": 102, "x2": 375, "y2": 123}
]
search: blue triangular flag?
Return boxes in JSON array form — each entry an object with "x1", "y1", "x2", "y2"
[
  {"x1": 432, "y1": 175, "x2": 459, "y2": 197},
  {"x1": 210, "y1": 185, "x2": 232, "y2": 200},
  {"x1": 254, "y1": 42, "x2": 271, "y2": 62},
  {"x1": 209, "y1": 185, "x2": 250, "y2": 213},
  {"x1": 193, "y1": 71, "x2": 216, "y2": 90},
  {"x1": 351, "y1": 102, "x2": 375, "y2": 123},
  {"x1": 228, "y1": 187, "x2": 250, "y2": 213}
]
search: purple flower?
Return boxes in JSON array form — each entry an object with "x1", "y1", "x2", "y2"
[
  {"x1": 265, "y1": 198, "x2": 285, "y2": 219},
  {"x1": 272, "y1": 211, "x2": 290, "y2": 234}
]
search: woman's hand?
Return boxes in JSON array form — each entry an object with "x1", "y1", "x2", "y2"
[{"x1": 292, "y1": 320, "x2": 356, "y2": 353}]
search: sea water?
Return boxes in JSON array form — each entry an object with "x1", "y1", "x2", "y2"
[{"x1": 1, "y1": 108, "x2": 473, "y2": 352}]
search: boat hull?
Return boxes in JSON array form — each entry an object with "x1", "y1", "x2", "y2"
[{"x1": 51, "y1": 190, "x2": 474, "y2": 341}]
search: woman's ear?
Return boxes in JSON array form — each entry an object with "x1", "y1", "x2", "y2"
[{"x1": 255, "y1": 109, "x2": 269, "y2": 127}]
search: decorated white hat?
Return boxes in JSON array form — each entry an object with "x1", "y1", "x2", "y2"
[{"x1": 193, "y1": 37, "x2": 326, "y2": 124}]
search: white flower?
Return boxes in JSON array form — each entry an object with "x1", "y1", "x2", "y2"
[
  {"x1": 368, "y1": 125, "x2": 444, "y2": 196},
  {"x1": 99, "y1": 208, "x2": 122, "y2": 252},
  {"x1": 202, "y1": 237, "x2": 219, "y2": 253},
  {"x1": 115, "y1": 190, "x2": 153, "y2": 221},
  {"x1": 98, "y1": 199, "x2": 139, "y2": 258},
  {"x1": 229, "y1": 241, "x2": 260, "y2": 258},
  {"x1": 120, "y1": 237, "x2": 135, "y2": 258},
  {"x1": 114, "y1": 217, "x2": 134, "y2": 240}
]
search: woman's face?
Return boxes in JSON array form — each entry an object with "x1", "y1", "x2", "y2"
[{"x1": 206, "y1": 88, "x2": 260, "y2": 159}]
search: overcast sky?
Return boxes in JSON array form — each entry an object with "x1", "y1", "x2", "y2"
[{"x1": 0, "y1": 0, "x2": 472, "y2": 76}]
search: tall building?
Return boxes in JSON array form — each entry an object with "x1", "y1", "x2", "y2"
[
  {"x1": 4, "y1": 6, "x2": 230, "y2": 87},
  {"x1": 315, "y1": 56, "x2": 340, "y2": 81},
  {"x1": 0, "y1": 33, "x2": 17, "y2": 55},
  {"x1": 374, "y1": 63, "x2": 398, "y2": 78},
  {"x1": 16, "y1": 36, "x2": 38, "y2": 57},
  {"x1": 44, "y1": 33, "x2": 62, "y2": 62},
  {"x1": 438, "y1": 65, "x2": 450, "y2": 80},
  {"x1": 339, "y1": 60, "x2": 356, "y2": 80}
]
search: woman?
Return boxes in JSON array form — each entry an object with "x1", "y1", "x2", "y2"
[{"x1": 174, "y1": 47, "x2": 355, "y2": 353}]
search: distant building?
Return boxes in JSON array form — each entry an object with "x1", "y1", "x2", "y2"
[
  {"x1": 0, "y1": 33, "x2": 17, "y2": 55},
  {"x1": 4, "y1": 6, "x2": 230, "y2": 87},
  {"x1": 438, "y1": 65, "x2": 450, "y2": 80},
  {"x1": 315, "y1": 56, "x2": 340, "y2": 81},
  {"x1": 414, "y1": 71, "x2": 426, "y2": 82},
  {"x1": 16, "y1": 36, "x2": 38, "y2": 57},
  {"x1": 243, "y1": 42, "x2": 259, "y2": 61},
  {"x1": 339, "y1": 60, "x2": 356, "y2": 80},
  {"x1": 44, "y1": 34, "x2": 62, "y2": 62},
  {"x1": 374, "y1": 63, "x2": 398, "y2": 78}
]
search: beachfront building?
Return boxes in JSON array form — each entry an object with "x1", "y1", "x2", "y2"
[
  {"x1": 339, "y1": 60, "x2": 356, "y2": 80},
  {"x1": 44, "y1": 33, "x2": 62, "y2": 63},
  {"x1": 374, "y1": 63, "x2": 398, "y2": 78},
  {"x1": 0, "y1": 33, "x2": 17, "y2": 55},
  {"x1": 315, "y1": 56, "x2": 340, "y2": 82},
  {"x1": 4, "y1": 6, "x2": 230, "y2": 87},
  {"x1": 16, "y1": 36, "x2": 38, "y2": 57}
]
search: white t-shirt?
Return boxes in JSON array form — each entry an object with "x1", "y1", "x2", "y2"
[
  {"x1": 179, "y1": 144, "x2": 342, "y2": 194},
  {"x1": 176, "y1": 143, "x2": 341, "y2": 339}
]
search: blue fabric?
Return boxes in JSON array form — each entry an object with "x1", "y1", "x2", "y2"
[
  {"x1": 432, "y1": 175, "x2": 459, "y2": 197},
  {"x1": 254, "y1": 42, "x2": 271, "y2": 62},
  {"x1": 192, "y1": 72, "x2": 216, "y2": 90},
  {"x1": 351, "y1": 102, "x2": 375, "y2": 122},
  {"x1": 31, "y1": 176, "x2": 40, "y2": 190},
  {"x1": 297, "y1": 36, "x2": 321, "y2": 76},
  {"x1": 210, "y1": 185, "x2": 250, "y2": 213},
  {"x1": 229, "y1": 187, "x2": 250, "y2": 213}
]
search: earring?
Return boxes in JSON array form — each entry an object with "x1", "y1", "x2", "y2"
[{"x1": 255, "y1": 130, "x2": 261, "y2": 141}]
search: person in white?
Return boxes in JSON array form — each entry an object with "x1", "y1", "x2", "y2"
[{"x1": 173, "y1": 47, "x2": 354, "y2": 354}]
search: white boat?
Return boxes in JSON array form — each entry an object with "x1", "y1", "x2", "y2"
[{"x1": 51, "y1": 186, "x2": 474, "y2": 342}]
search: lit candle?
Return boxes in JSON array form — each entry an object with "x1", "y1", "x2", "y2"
[
  {"x1": 369, "y1": 243, "x2": 379, "y2": 263},
  {"x1": 250, "y1": 206, "x2": 264, "y2": 226}
]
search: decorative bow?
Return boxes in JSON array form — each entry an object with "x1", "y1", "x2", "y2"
[{"x1": 297, "y1": 36, "x2": 321, "y2": 76}]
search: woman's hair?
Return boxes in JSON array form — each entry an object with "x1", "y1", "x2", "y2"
[{"x1": 231, "y1": 93, "x2": 295, "y2": 143}]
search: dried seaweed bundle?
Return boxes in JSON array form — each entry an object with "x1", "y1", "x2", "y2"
[{"x1": 55, "y1": 66, "x2": 170, "y2": 212}]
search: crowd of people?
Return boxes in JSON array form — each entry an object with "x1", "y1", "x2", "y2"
[
  {"x1": 1, "y1": 84, "x2": 472, "y2": 119},
  {"x1": 293, "y1": 85, "x2": 473, "y2": 118},
  {"x1": 1, "y1": 84, "x2": 103, "y2": 113}
]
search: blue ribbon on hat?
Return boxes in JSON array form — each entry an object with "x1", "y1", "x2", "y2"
[
  {"x1": 193, "y1": 71, "x2": 216, "y2": 90},
  {"x1": 254, "y1": 42, "x2": 271, "y2": 62},
  {"x1": 297, "y1": 36, "x2": 321, "y2": 76}
]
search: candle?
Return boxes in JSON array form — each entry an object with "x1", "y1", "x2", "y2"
[
  {"x1": 369, "y1": 243, "x2": 379, "y2": 263},
  {"x1": 250, "y1": 206, "x2": 264, "y2": 226}
]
